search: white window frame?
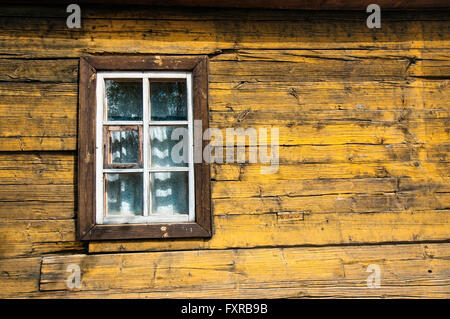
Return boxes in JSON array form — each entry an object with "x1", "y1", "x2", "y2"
[{"x1": 95, "y1": 71, "x2": 195, "y2": 225}]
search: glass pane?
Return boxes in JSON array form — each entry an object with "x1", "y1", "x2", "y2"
[
  {"x1": 151, "y1": 172, "x2": 189, "y2": 215},
  {"x1": 108, "y1": 129, "x2": 140, "y2": 165},
  {"x1": 105, "y1": 173, "x2": 143, "y2": 216},
  {"x1": 106, "y1": 79, "x2": 142, "y2": 121},
  {"x1": 150, "y1": 126, "x2": 188, "y2": 167},
  {"x1": 150, "y1": 81, "x2": 187, "y2": 121}
]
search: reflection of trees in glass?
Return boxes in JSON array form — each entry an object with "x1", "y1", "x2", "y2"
[
  {"x1": 106, "y1": 173, "x2": 143, "y2": 216},
  {"x1": 150, "y1": 126, "x2": 187, "y2": 167},
  {"x1": 151, "y1": 82, "x2": 187, "y2": 121},
  {"x1": 151, "y1": 172, "x2": 188, "y2": 215},
  {"x1": 111, "y1": 130, "x2": 139, "y2": 164},
  {"x1": 106, "y1": 80, "x2": 142, "y2": 121}
]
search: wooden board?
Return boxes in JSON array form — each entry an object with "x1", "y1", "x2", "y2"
[
  {"x1": 0, "y1": 9, "x2": 449, "y2": 60},
  {"x1": 35, "y1": 243, "x2": 450, "y2": 298},
  {"x1": 89, "y1": 210, "x2": 450, "y2": 253}
]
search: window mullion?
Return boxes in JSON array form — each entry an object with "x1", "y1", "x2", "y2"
[
  {"x1": 143, "y1": 76, "x2": 150, "y2": 217},
  {"x1": 187, "y1": 73, "x2": 195, "y2": 222}
]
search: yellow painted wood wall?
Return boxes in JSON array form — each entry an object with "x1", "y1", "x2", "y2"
[{"x1": 0, "y1": 5, "x2": 449, "y2": 298}]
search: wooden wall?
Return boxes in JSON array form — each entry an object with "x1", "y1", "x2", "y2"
[{"x1": 0, "y1": 5, "x2": 449, "y2": 298}]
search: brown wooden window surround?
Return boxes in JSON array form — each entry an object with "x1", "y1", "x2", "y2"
[{"x1": 78, "y1": 56, "x2": 211, "y2": 240}]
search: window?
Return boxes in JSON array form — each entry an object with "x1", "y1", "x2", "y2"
[{"x1": 78, "y1": 56, "x2": 211, "y2": 240}]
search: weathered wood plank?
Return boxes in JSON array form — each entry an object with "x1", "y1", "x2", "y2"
[
  {"x1": 207, "y1": 121, "x2": 449, "y2": 146},
  {"x1": 209, "y1": 80, "x2": 450, "y2": 112},
  {"x1": 0, "y1": 119, "x2": 447, "y2": 151},
  {"x1": 212, "y1": 161, "x2": 449, "y2": 181},
  {"x1": 219, "y1": 144, "x2": 450, "y2": 165},
  {"x1": 1, "y1": 152, "x2": 448, "y2": 185},
  {"x1": 21, "y1": 284, "x2": 450, "y2": 299},
  {"x1": 0, "y1": 82, "x2": 76, "y2": 150},
  {"x1": 0, "y1": 9, "x2": 448, "y2": 59},
  {"x1": 213, "y1": 177, "x2": 450, "y2": 198},
  {"x1": 0, "y1": 48, "x2": 448, "y2": 82},
  {"x1": 0, "y1": 59, "x2": 78, "y2": 82},
  {"x1": 0, "y1": 201, "x2": 75, "y2": 221},
  {"x1": 89, "y1": 210, "x2": 450, "y2": 253},
  {"x1": 213, "y1": 192, "x2": 450, "y2": 215},
  {"x1": 0, "y1": 184, "x2": 75, "y2": 220},
  {"x1": 210, "y1": 49, "x2": 450, "y2": 78},
  {"x1": 0, "y1": 257, "x2": 41, "y2": 297},
  {"x1": 0, "y1": 153, "x2": 75, "y2": 185},
  {"x1": 211, "y1": 109, "x2": 450, "y2": 126},
  {"x1": 0, "y1": 219, "x2": 83, "y2": 258},
  {"x1": 36, "y1": 243, "x2": 450, "y2": 298}
]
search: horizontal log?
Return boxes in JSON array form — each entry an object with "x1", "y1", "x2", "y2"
[
  {"x1": 210, "y1": 49, "x2": 450, "y2": 78},
  {"x1": 0, "y1": 257, "x2": 40, "y2": 297},
  {"x1": 0, "y1": 48, "x2": 449, "y2": 82},
  {"x1": 217, "y1": 144, "x2": 450, "y2": 165},
  {"x1": 0, "y1": 219, "x2": 83, "y2": 258},
  {"x1": 213, "y1": 177, "x2": 450, "y2": 198},
  {"x1": 1, "y1": 151, "x2": 448, "y2": 185},
  {"x1": 0, "y1": 10, "x2": 449, "y2": 58},
  {"x1": 0, "y1": 201, "x2": 75, "y2": 220},
  {"x1": 209, "y1": 80, "x2": 449, "y2": 112},
  {"x1": 0, "y1": 184, "x2": 75, "y2": 220},
  {"x1": 0, "y1": 153, "x2": 75, "y2": 185},
  {"x1": 0, "y1": 59, "x2": 78, "y2": 83},
  {"x1": 37, "y1": 243, "x2": 450, "y2": 298},
  {"x1": 1, "y1": 152, "x2": 447, "y2": 186},
  {"x1": 212, "y1": 162, "x2": 449, "y2": 181},
  {"x1": 89, "y1": 210, "x2": 450, "y2": 253},
  {"x1": 0, "y1": 117, "x2": 448, "y2": 151},
  {"x1": 213, "y1": 192, "x2": 450, "y2": 215},
  {"x1": 211, "y1": 109, "x2": 450, "y2": 126}
]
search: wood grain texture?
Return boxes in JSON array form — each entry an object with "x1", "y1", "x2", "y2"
[
  {"x1": 0, "y1": 257, "x2": 41, "y2": 297},
  {"x1": 35, "y1": 243, "x2": 450, "y2": 298},
  {"x1": 0, "y1": 9, "x2": 449, "y2": 60},
  {"x1": 89, "y1": 210, "x2": 450, "y2": 253},
  {"x1": 0, "y1": 5, "x2": 448, "y2": 298},
  {"x1": 77, "y1": 57, "x2": 97, "y2": 240},
  {"x1": 0, "y1": 152, "x2": 448, "y2": 257}
]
